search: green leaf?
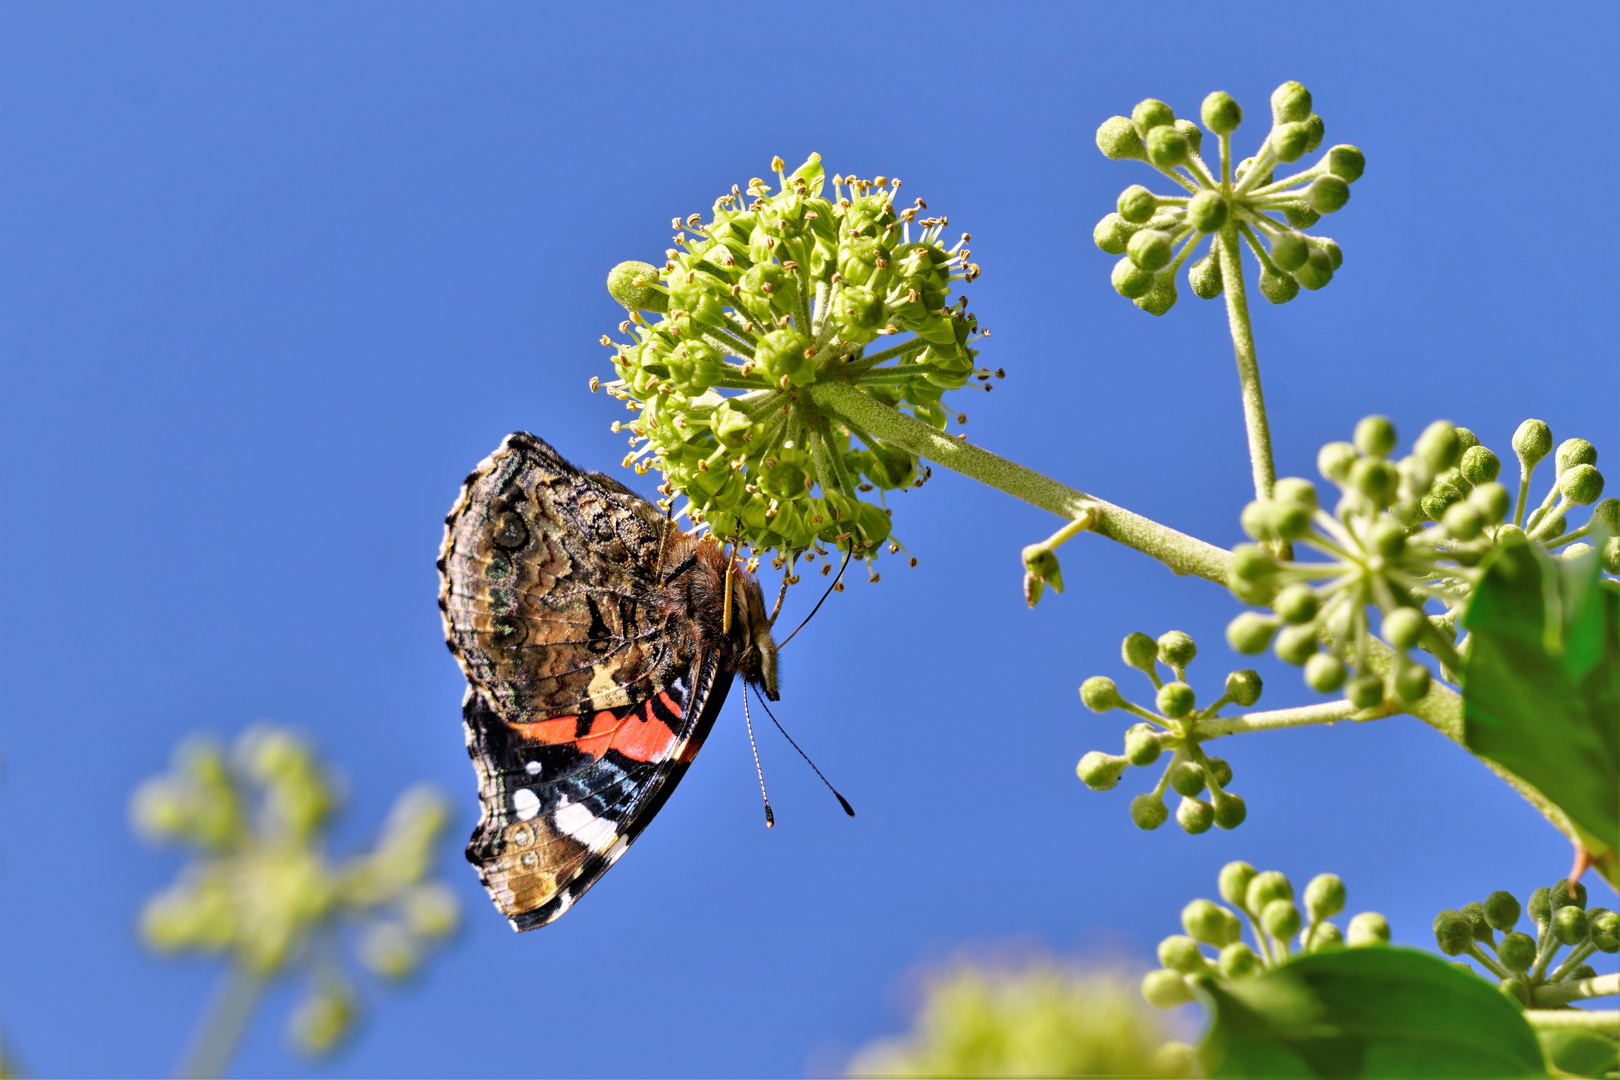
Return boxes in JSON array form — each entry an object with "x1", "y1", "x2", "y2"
[
  {"x1": 1538, "y1": 1029, "x2": 1619, "y2": 1078},
  {"x1": 1200, "y1": 948, "x2": 1545, "y2": 1077},
  {"x1": 1461, "y1": 538, "x2": 1620, "y2": 863}
]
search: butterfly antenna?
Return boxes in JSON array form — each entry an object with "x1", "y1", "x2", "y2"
[
  {"x1": 742, "y1": 688, "x2": 775, "y2": 828},
  {"x1": 750, "y1": 684, "x2": 856, "y2": 817},
  {"x1": 777, "y1": 545, "x2": 851, "y2": 649}
]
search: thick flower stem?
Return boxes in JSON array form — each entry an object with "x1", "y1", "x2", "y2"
[
  {"x1": 1530, "y1": 974, "x2": 1620, "y2": 1008},
  {"x1": 1215, "y1": 225, "x2": 1276, "y2": 504},
  {"x1": 1523, "y1": 1010, "x2": 1620, "y2": 1036},
  {"x1": 178, "y1": 963, "x2": 265, "y2": 1080}
]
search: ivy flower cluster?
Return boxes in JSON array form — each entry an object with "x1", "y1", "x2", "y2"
[
  {"x1": 1142, "y1": 862, "x2": 1390, "y2": 1010},
  {"x1": 598, "y1": 154, "x2": 992, "y2": 572},
  {"x1": 1075, "y1": 630, "x2": 1260, "y2": 834},
  {"x1": 132, "y1": 727, "x2": 459, "y2": 1056},
  {"x1": 1225, "y1": 416, "x2": 1616, "y2": 705},
  {"x1": 1093, "y1": 82, "x2": 1365, "y2": 316},
  {"x1": 1434, "y1": 879, "x2": 1618, "y2": 1008}
]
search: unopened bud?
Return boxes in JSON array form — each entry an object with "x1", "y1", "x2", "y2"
[
  {"x1": 1559, "y1": 463, "x2": 1604, "y2": 505},
  {"x1": 1076, "y1": 751, "x2": 1129, "y2": 791},
  {"x1": 1220, "y1": 942, "x2": 1259, "y2": 977},
  {"x1": 1262, "y1": 899, "x2": 1302, "y2": 939},
  {"x1": 1347, "y1": 912, "x2": 1390, "y2": 946},
  {"x1": 1220, "y1": 861, "x2": 1258, "y2": 909},
  {"x1": 1498, "y1": 930, "x2": 1536, "y2": 972},
  {"x1": 1096, "y1": 116, "x2": 1147, "y2": 160},
  {"x1": 1184, "y1": 899, "x2": 1236, "y2": 946},
  {"x1": 1415, "y1": 421, "x2": 1462, "y2": 472},
  {"x1": 1305, "y1": 874, "x2": 1346, "y2": 921},
  {"x1": 1432, "y1": 910, "x2": 1472, "y2": 955},
  {"x1": 1141, "y1": 969, "x2": 1194, "y2": 1009},
  {"x1": 1177, "y1": 796, "x2": 1215, "y2": 834},
  {"x1": 1556, "y1": 438, "x2": 1597, "y2": 474},
  {"x1": 1552, "y1": 905, "x2": 1589, "y2": 946},
  {"x1": 1512, "y1": 420, "x2": 1553, "y2": 468},
  {"x1": 1080, "y1": 676, "x2": 1124, "y2": 712},
  {"x1": 1201, "y1": 91, "x2": 1243, "y2": 134},
  {"x1": 1318, "y1": 441, "x2": 1360, "y2": 483},
  {"x1": 1124, "y1": 723, "x2": 1163, "y2": 767},
  {"x1": 1460, "y1": 445, "x2": 1501, "y2": 485},
  {"x1": 1382, "y1": 607, "x2": 1427, "y2": 650},
  {"x1": 1304, "y1": 653, "x2": 1347, "y2": 692},
  {"x1": 1225, "y1": 669, "x2": 1263, "y2": 707},
  {"x1": 1169, "y1": 759, "x2": 1206, "y2": 797},
  {"x1": 1484, "y1": 891, "x2": 1520, "y2": 932},
  {"x1": 1131, "y1": 793, "x2": 1169, "y2": 830}
]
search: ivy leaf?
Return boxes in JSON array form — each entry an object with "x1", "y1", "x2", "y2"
[
  {"x1": 1538, "y1": 1029, "x2": 1619, "y2": 1078},
  {"x1": 1461, "y1": 538, "x2": 1620, "y2": 866},
  {"x1": 1200, "y1": 948, "x2": 1544, "y2": 1078}
]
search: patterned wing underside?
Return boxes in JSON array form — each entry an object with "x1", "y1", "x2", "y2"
[
  {"x1": 438, "y1": 431, "x2": 682, "y2": 724},
  {"x1": 462, "y1": 649, "x2": 730, "y2": 929}
]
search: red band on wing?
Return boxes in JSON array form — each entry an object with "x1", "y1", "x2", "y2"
[{"x1": 510, "y1": 699, "x2": 680, "y2": 763}]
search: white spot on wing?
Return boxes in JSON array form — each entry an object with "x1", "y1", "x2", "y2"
[
  {"x1": 554, "y1": 801, "x2": 619, "y2": 853},
  {"x1": 525, "y1": 760, "x2": 542, "y2": 776},
  {"x1": 512, "y1": 787, "x2": 540, "y2": 821}
]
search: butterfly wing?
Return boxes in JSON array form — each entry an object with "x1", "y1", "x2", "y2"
[{"x1": 440, "y1": 432, "x2": 727, "y2": 929}]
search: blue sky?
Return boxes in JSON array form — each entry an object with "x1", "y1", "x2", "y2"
[{"x1": 1, "y1": 3, "x2": 1615, "y2": 1076}]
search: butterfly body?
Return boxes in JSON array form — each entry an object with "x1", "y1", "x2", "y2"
[{"x1": 438, "y1": 432, "x2": 777, "y2": 930}]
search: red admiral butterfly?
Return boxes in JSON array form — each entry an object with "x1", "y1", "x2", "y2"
[{"x1": 438, "y1": 433, "x2": 781, "y2": 930}]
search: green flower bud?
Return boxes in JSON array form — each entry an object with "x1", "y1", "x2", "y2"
[
  {"x1": 1220, "y1": 941, "x2": 1259, "y2": 978},
  {"x1": 1566, "y1": 963, "x2": 1597, "y2": 981},
  {"x1": 1134, "y1": 272, "x2": 1178, "y2": 316},
  {"x1": 1271, "y1": 81, "x2": 1313, "y2": 123},
  {"x1": 607, "y1": 261, "x2": 669, "y2": 313},
  {"x1": 1272, "y1": 500, "x2": 1314, "y2": 540},
  {"x1": 1498, "y1": 976, "x2": 1531, "y2": 1008},
  {"x1": 1177, "y1": 796, "x2": 1215, "y2": 834},
  {"x1": 1318, "y1": 441, "x2": 1360, "y2": 483},
  {"x1": 1112, "y1": 256, "x2": 1155, "y2": 299},
  {"x1": 1589, "y1": 909, "x2": 1620, "y2": 952},
  {"x1": 1292, "y1": 248, "x2": 1335, "y2": 290},
  {"x1": 1276, "y1": 584, "x2": 1321, "y2": 624},
  {"x1": 1189, "y1": 251, "x2": 1224, "y2": 299},
  {"x1": 1359, "y1": 521, "x2": 1402, "y2": 561},
  {"x1": 1551, "y1": 879, "x2": 1587, "y2": 911},
  {"x1": 1184, "y1": 898, "x2": 1236, "y2": 946},
  {"x1": 1512, "y1": 420, "x2": 1553, "y2": 468},
  {"x1": 1460, "y1": 902, "x2": 1493, "y2": 944},
  {"x1": 1271, "y1": 122, "x2": 1311, "y2": 164},
  {"x1": 1469, "y1": 481, "x2": 1511, "y2": 524},
  {"x1": 1395, "y1": 663, "x2": 1431, "y2": 703},
  {"x1": 1157, "y1": 682, "x2": 1197, "y2": 719},
  {"x1": 1230, "y1": 545, "x2": 1280, "y2": 589},
  {"x1": 1345, "y1": 674, "x2": 1384, "y2": 710},
  {"x1": 1552, "y1": 905, "x2": 1589, "y2": 945},
  {"x1": 1079, "y1": 676, "x2": 1124, "y2": 712},
  {"x1": 1263, "y1": 899, "x2": 1302, "y2": 940},
  {"x1": 1308, "y1": 175, "x2": 1350, "y2": 213},
  {"x1": 1077, "y1": 751, "x2": 1129, "y2": 791},
  {"x1": 1381, "y1": 607, "x2": 1426, "y2": 650},
  {"x1": 1093, "y1": 213, "x2": 1134, "y2": 255},
  {"x1": 1118, "y1": 184, "x2": 1157, "y2": 224},
  {"x1": 1202, "y1": 91, "x2": 1243, "y2": 134},
  {"x1": 1273, "y1": 624, "x2": 1318, "y2": 666},
  {"x1": 1247, "y1": 870, "x2": 1293, "y2": 913},
  {"x1": 1207, "y1": 757, "x2": 1234, "y2": 787},
  {"x1": 1212, "y1": 789, "x2": 1247, "y2": 829},
  {"x1": 1121, "y1": 631, "x2": 1158, "y2": 672},
  {"x1": 1131, "y1": 793, "x2": 1169, "y2": 830},
  {"x1": 1187, "y1": 190, "x2": 1229, "y2": 232},
  {"x1": 1355, "y1": 416, "x2": 1398, "y2": 459},
  {"x1": 1174, "y1": 119, "x2": 1203, "y2": 157},
  {"x1": 1158, "y1": 631, "x2": 1197, "y2": 669},
  {"x1": 1304, "y1": 653, "x2": 1348, "y2": 693},
  {"x1": 1096, "y1": 116, "x2": 1147, "y2": 160},
  {"x1": 1169, "y1": 759, "x2": 1207, "y2": 797},
  {"x1": 1498, "y1": 930, "x2": 1537, "y2": 972},
  {"x1": 1145, "y1": 126, "x2": 1191, "y2": 168},
  {"x1": 1225, "y1": 669, "x2": 1263, "y2": 707},
  {"x1": 1269, "y1": 480, "x2": 1315, "y2": 512},
  {"x1": 1556, "y1": 438, "x2": 1597, "y2": 473},
  {"x1": 1132, "y1": 98, "x2": 1176, "y2": 132},
  {"x1": 1270, "y1": 231, "x2": 1310, "y2": 272},
  {"x1": 1593, "y1": 497, "x2": 1620, "y2": 532},
  {"x1": 1327, "y1": 145, "x2": 1366, "y2": 181},
  {"x1": 1220, "y1": 861, "x2": 1259, "y2": 909},
  {"x1": 1305, "y1": 874, "x2": 1347, "y2": 921},
  {"x1": 1415, "y1": 421, "x2": 1462, "y2": 472},
  {"x1": 1459, "y1": 445, "x2": 1500, "y2": 485},
  {"x1": 1302, "y1": 113, "x2": 1326, "y2": 153},
  {"x1": 1351, "y1": 458, "x2": 1400, "y2": 504},
  {"x1": 1127, "y1": 228, "x2": 1174, "y2": 271},
  {"x1": 1227, "y1": 612, "x2": 1277, "y2": 655},
  {"x1": 1484, "y1": 891, "x2": 1521, "y2": 932},
  {"x1": 1604, "y1": 536, "x2": 1620, "y2": 573},
  {"x1": 1347, "y1": 912, "x2": 1390, "y2": 947},
  {"x1": 1124, "y1": 723, "x2": 1164, "y2": 767},
  {"x1": 755, "y1": 327, "x2": 816, "y2": 387},
  {"x1": 1258, "y1": 268, "x2": 1299, "y2": 304},
  {"x1": 1529, "y1": 887, "x2": 1553, "y2": 930},
  {"x1": 1283, "y1": 203, "x2": 1321, "y2": 229},
  {"x1": 1141, "y1": 968, "x2": 1194, "y2": 1009},
  {"x1": 1559, "y1": 463, "x2": 1604, "y2": 505},
  {"x1": 1302, "y1": 921, "x2": 1343, "y2": 953},
  {"x1": 1432, "y1": 909, "x2": 1472, "y2": 955},
  {"x1": 1442, "y1": 502, "x2": 1485, "y2": 540}
]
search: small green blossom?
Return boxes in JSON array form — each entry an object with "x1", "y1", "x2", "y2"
[
  {"x1": 1432, "y1": 884, "x2": 1616, "y2": 1005},
  {"x1": 1225, "y1": 416, "x2": 1613, "y2": 704},
  {"x1": 132, "y1": 727, "x2": 459, "y2": 1063},
  {"x1": 1093, "y1": 82, "x2": 1364, "y2": 316},
  {"x1": 599, "y1": 154, "x2": 992, "y2": 574}
]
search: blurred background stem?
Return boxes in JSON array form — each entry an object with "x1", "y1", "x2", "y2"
[{"x1": 177, "y1": 965, "x2": 264, "y2": 1080}]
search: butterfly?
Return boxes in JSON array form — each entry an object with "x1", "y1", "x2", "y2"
[{"x1": 437, "y1": 432, "x2": 782, "y2": 930}]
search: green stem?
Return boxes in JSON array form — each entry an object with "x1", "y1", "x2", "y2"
[
  {"x1": 1522, "y1": 1009, "x2": 1620, "y2": 1035},
  {"x1": 177, "y1": 964, "x2": 266, "y2": 1080},
  {"x1": 1215, "y1": 225, "x2": 1276, "y2": 503},
  {"x1": 1530, "y1": 973, "x2": 1620, "y2": 1007},
  {"x1": 1192, "y1": 700, "x2": 1383, "y2": 740}
]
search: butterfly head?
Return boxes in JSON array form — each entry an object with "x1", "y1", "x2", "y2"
[{"x1": 730, "y1": 573, "x2": 780, "y2": 701}]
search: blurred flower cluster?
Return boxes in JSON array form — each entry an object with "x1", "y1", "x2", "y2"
[
  {"x1": 846, "y1": 962, "x2": 1195, "y2": 1078},
  {"x1": 1093, "y1": 81, "x2": 1365, "y2": 315},
  {"x1": 1142, "y1": 862, "x2": 1389, "y2": 1011},
  {"x1": 131, "y1": 726, "x2": 459, "y2": 1056},
  {"x1": 1435, "y1": 878, "x2": 1617, "y2": 1006},
  {"x1": 1226, "y1": 416, "x2": 1616, "y2": 704},
  {"x1": 1075, "y1": 630, "x2": 1260, "y2": 834},
  {"x1": 599, "y1": 153, "x2": 994, "y2": 572}
]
